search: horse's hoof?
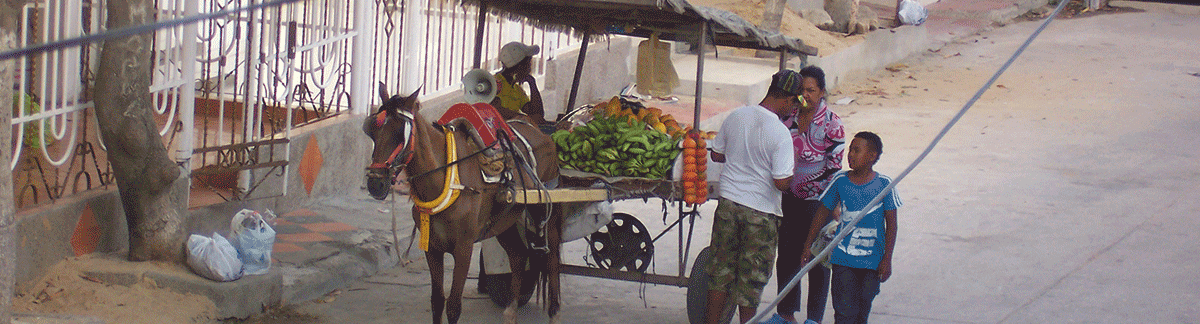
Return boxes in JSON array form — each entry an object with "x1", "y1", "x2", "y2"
[{"x1": 502, "y1": 307, "x2": 517, "y2": 324}]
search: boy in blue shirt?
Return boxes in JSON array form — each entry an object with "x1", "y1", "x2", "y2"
[{"x1": 800, "y1": 131, "x2": 901, "y2": 324}]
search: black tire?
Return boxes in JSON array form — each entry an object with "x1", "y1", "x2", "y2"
[
  {"x1": 485, "y1": 270, "x2": 538, "y2": 307},
  {"x1": 686, "y1": 246, "x2": 735, "y2": 324}
]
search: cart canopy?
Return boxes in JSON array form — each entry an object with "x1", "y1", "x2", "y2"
[{"x1": 459, "y1": 0, "x2": 819, "y2": 56}]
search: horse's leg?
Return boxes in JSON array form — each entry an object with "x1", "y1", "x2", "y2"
[
  {"x1": 447, "y1": 244, "x2": 473, "y2": 324},
  {"x1": 496, "y1": 225, "x2": 527, "y2": 324},
  {"x1": 427, "y1": 251, "x2": 446, "y2": 324},
  {"x1": 544, "y1": 205, "x2": 563, "y2": 323}
]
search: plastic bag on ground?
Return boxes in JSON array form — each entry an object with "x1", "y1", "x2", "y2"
[
  {"x1": 187, "y1": 232, "x2": 244, "y2": 282},
  {"x1": 899, "y1": 0, "x2": 928, "y2": 26},
  {"x1": 229, "y1": 209, "x2": 276, "y2": 275}
]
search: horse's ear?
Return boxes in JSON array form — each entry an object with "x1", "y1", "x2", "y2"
[
  {"x1": 406, "y1": 88, "x2": 421, "y2": 102},
  {"x1": 404, "y1": 87, "x2": 422, "y2": 113},
  {"x1": 378, "y1": 82, "x2": 390, "y2": 103}
]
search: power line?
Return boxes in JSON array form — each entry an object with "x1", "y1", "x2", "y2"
[{"x1": 0, "y1": 0, "x2": 302, "y2": 61}]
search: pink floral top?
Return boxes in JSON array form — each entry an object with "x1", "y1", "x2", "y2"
[{"x1": 781, "y1": 99, "x2": 845, "y2": 200}]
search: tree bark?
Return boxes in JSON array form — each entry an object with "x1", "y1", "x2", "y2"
[
  {"x1": 94, "y1": 0, "x2": 188, "y2": 262},
  {"x1": 756, "y1": 0, "x2": 788, "y2": 58},
  {"x1": 1, "y1": 0, "x2": 19, "y2": 318}
]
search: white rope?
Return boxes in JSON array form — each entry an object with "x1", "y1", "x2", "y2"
[{"x1": 747, "y1": 0, "x2": 1073, "y2": 322}]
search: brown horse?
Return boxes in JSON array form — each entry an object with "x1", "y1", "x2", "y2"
[{"x1": 363, "y1": 85, "x2": 563, "y2": 324}]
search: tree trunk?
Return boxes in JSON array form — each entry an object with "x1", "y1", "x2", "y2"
[
  {"x1": 1, "y1": 0, "x2": 19, "y2": 318},
  {"x1": 756, "y1": 0, "x2": 788, "y2": 58},
  {"x1": 94, "y1": 0, "x2": 189, "y2": 262}
]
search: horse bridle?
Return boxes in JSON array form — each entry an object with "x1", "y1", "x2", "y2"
[{"x1": 366, "y1": 108, "x2": 416, "y2": 190}]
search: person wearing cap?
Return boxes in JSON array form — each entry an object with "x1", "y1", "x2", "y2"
[
  {"x1": 491, "y1": 41, "x2": 547, "y2": 123},
  {"x1": 703, "y1": 70, "x2": 801, "y2": 324},
  {"x1": 767, "y1": 65, "x2": 845, "y2": 324}
]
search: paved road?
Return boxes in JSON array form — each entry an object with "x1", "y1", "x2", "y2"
[{"x1": 251, "y1": 6, "x2": 1200, "y2": 324}]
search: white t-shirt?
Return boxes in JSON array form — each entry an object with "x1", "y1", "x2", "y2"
[{"x1": 711, "y1": 104, "x2": 794, "y2": 216}]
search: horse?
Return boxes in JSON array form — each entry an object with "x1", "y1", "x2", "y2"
[{"x1": 362, "y1": 84, "x2": 563, "y2": 324}]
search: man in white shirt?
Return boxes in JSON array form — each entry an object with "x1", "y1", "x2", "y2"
[{"x1": 704, "y1": 70, "x2": 802, "y2": 324}]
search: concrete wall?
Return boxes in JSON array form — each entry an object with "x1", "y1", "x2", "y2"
[
  {"x1": 14, "y1": 190, "x2": 129, "y2": 291},
  {"x1": 809, "y1": 24, "x2": 930, "y2": 91}
]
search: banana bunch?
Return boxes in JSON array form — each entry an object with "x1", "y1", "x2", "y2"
[{"x1": 551, "y1": 113, "x2": 680, "y2": 179}]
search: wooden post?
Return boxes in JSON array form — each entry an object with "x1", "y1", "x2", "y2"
[
  {"x1": 779, "y1": 48, "x2": 788, "y2": 71},
  {"x1": 693, "y1": 21, "x2": 707, "y2": 131},
  {"x1": 473, "y1": 2, "x2": 488, "y2": 69},
  {"x1": 564, "y1": 32, "x2": 591, "y2": 119}
]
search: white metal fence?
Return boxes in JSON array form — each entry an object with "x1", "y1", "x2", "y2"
[{"x1": 7, "y1": 0, "x2": 581, "y2": 209}]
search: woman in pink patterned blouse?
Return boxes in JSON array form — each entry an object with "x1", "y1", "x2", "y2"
[{"x1": 768, "y1": 65, "x2": 846, "y2": 324}]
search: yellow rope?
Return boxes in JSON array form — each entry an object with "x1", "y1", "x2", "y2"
[{"x1": 412, "y1": 130, "x2": 461, "y2": 251}]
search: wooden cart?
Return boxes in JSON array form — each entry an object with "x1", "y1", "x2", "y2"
[{"x1": 463, "y1": 0, "x2": 818, "y2": 321}]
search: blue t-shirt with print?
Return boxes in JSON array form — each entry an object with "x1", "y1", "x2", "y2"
[{"x1": 818, "y1": 170, "x2": 902, "y2": 270}]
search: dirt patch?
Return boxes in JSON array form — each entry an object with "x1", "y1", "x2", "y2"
[
  {"x1": 13, "y1": 255, "x2": 218, "y2": 324},
  {"x1": 689, "y1": 0, "x2": 862, "y2": 57},
  {"x1": 1016, "y1": 0, "x2": 1145, "y2": 21}
]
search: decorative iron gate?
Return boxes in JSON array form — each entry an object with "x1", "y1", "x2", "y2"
[{"x1": 8, "y1": 0, "x2": 584, "y2": 210}]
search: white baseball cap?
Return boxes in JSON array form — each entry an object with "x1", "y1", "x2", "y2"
[{"x1": 499, "y1": 42, "x2": 540, "y2": 68}]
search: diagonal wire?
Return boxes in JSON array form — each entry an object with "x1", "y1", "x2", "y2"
[
  {"x1": 0, "y1": 0, "x2": 303, "y2": 61},
  {"x1": 747, "y1": 0, "x2": 1073, "y2": 322}
]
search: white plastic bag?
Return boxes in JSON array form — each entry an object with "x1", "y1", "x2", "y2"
[
  {"x1": 899, "y1": 0, "x2": 928, "y2": 26},
  {"x1": 808, "y1": 220, "x2": 840, "y2": 268},
  {"x1": 230, "y1": 209, "x2": 276, "y2": 275},
  {"x1": 187, "y1": 233, "x2": 244, "y2": 282}
]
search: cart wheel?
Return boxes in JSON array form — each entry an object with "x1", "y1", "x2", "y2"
[
  {"x1": 687, "y1": 246, "x2": 735, "y2": 324},
  {"x1": 484, "y1": 269, "x2": 538, "y2": 307},
  {"x1": 586, "y1": 213, "x2": 653, "y2": 272}
]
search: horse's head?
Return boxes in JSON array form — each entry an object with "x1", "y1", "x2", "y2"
[{"x1": 363, "y1": 83, "x2": 421, "y2": 200}]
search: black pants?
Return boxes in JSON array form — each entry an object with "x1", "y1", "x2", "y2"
[
  {"x1": 777, "y1": 193, "x2": 831, "y2": 321},
  {"x1": 831, "y1": 265, "x2": 880, "y2": 324}
]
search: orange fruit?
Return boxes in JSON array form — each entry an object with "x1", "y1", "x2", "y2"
[
  {"x1": 684, "y1": 186, "x2": 697, "y2": 195},
  {"x1": 683, "y1": 193, "x2": 697, "y2": 205},
  {"x1": 682, "y1": 180, "x2": 695, "y2": 190},
  {"x1": 682, "y1": 171, "x2": 698, "y2": 182},
  {"x1": 684, "y1": 164, "x2": 697, "y2": 173},
  {"x1": 682, "y1": 138, "x2": 696, "y2": 149},
  {"x1": 695, "y1": 147, "x2": 707, "y2": 159},
  {"x1": 684, "y1": 155, "x2": 696, "y2": 165},
  {"x1": 684, "y1": 147, "x2": 697, "y2": 158},
  {"x1": 696, "y1": 188, "x2": 708, "y2": 200},
  {"x1": 696, "y1": 163, "x2": 707, "y2": 173},
  {"x1": 695, "y1": 138, "x2": 706, "y2": 149}
]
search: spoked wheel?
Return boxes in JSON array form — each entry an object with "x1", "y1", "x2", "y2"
[
  {"x1": 483, "y1": 269, "x2": 538, "y2": 307},
  {"x1": 586, "y1": 213, "x2": 653, "y2": 272},
  {"x1": 687, "y1": 246, "x2": 734, "y2": 324}
]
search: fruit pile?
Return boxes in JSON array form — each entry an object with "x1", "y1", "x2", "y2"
[
  {"x1": 594, "y1": 96, "x2": 692, "y2": 141},
  {"x1": 681, "y1": 132, "x2": 709, "y2": 205},
  {"x1": 550, "y1": 105, "x2": 680, "y2": 179}
]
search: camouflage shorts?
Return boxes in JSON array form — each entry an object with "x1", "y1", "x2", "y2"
[{"x1": 706, "y1": 198, "x2": 780, "y2": 308}]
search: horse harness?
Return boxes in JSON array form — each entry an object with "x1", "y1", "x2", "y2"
[{"x1": 367, "y1": 108, "x2": 552, "y2": 251}]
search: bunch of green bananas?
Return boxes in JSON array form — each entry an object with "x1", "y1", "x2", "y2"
[{"x1": 552, "y1": 115, "x2": 680, "y2": 179}]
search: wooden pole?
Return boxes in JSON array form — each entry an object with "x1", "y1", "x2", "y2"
[
  {"x1": 564, "y1": 32, "x2": 591, "y2": 120},
  {"x1": 693, "y1": 21, "x2": 707, "y2": 131},
  {"x1": 472, "y1": 2, "x2": 487, "y2": 69}
]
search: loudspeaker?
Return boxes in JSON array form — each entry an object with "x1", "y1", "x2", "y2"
[{"x1": 462, "y1": 69, "x2": 497, "y2": 104}]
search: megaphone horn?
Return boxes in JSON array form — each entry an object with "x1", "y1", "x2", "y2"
[{"x1": 462, "y1": 69, "x2": 497, "y2": 104}]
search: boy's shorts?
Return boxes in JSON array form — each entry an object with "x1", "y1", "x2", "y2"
[{"x1": 706, "y1": 198, "x2": 780, "y2": 307}]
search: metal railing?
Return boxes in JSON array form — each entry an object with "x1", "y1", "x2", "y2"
[{"x1": 7, "y1": 0, "x2": 583, "y2": 209}]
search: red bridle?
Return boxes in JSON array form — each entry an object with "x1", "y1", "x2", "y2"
[{"x1": 367, "y1": 110, "x2": 416, "y2": 181}]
